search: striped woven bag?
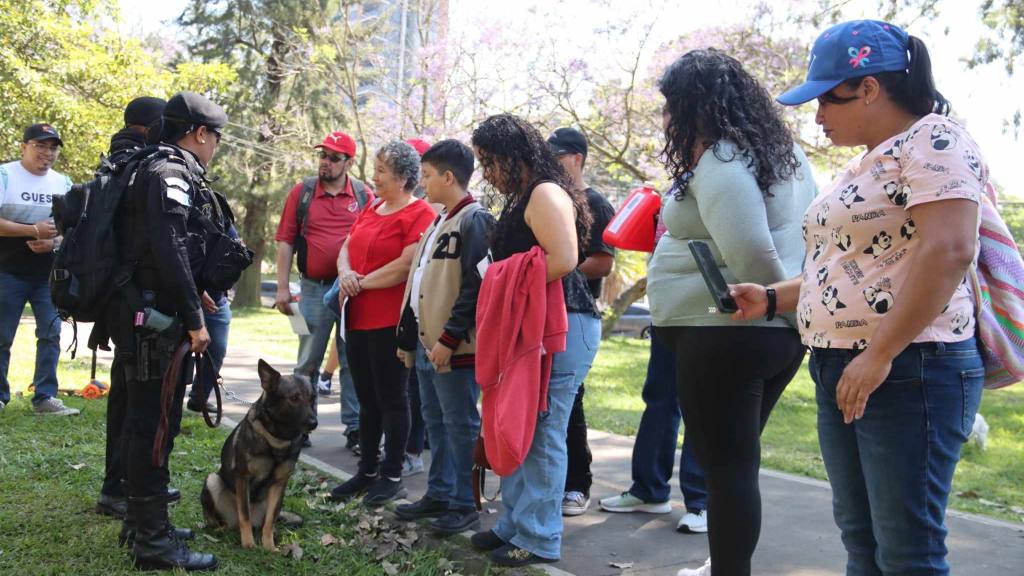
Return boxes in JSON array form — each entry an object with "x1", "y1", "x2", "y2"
[{"x1": 971, "y1": 183, "x2": 1024, "y2": 389}]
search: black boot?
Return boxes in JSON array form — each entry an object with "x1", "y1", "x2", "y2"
[{"x1": 128, "y1": 493, "x2": 217, "y2": 572}]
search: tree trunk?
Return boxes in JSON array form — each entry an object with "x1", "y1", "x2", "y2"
[
  {"x1": 232, "y1": 194, "x2": 270, "y2": 309},
  {"x1": 601, "y1": 277, "x2": 647, "y2": 339}
]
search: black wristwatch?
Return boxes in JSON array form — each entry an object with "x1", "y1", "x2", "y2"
[{"x1": 765, "y1": 287, "x2": 777, "y2": 321}]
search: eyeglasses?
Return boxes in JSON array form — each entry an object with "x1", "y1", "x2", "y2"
[
  {"x1": 208, "y1": 128, "x2": 222, "y2": 143},
  {"x1": 29, "y1": 141, "x2": 60, "y2": 155},
  {"x1": 319, "y1": 151, "x2": 347, "y2": 163}
]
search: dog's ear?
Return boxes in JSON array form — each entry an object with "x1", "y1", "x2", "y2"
[{"x1": 257, "y1": 359, "x2": 280, "y2": 392}]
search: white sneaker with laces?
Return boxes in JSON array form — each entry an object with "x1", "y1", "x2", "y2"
[
  {"x1": 677, "y1": 509, "x2": 708, "y2": 533},
  {"x1": 33, "y1": 397, "x2": 80, "y2": 416},
  {"x1": 317, "y1": 373, "x2": 333, "y2": 396},
  {"x1": 561, "y1": 491, "x2": 590, "y2": 516},
  {"x1": 598, "y1": 491, "x2": 671, "y2": 514},
  {"x1": 401, "y1": 452, "x2": 424, "y2": 477},
  {"x1": 677, "y1": 557, "x2": 711, "y2": 576}
]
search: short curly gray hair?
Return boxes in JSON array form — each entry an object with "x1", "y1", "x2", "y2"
[{"x1": 377, "y1": 140, "x2": 422, "y2": 193}]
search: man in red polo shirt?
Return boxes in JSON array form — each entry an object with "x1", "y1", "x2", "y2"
[{"x1": 275, "y1": 131, "x2": 372, "y2": 450}]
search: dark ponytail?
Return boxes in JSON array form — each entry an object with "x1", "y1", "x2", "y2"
[{"x1": 843, "y1": 35, "x2": 950, "y2": 116}]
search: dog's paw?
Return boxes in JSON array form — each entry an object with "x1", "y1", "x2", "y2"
[{"x1": 241, "y1": 537, "x2": 256, "y2": 549}]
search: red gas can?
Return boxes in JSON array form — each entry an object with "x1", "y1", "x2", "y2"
[{"x1": 602, "y1": 185, "x2": 661, "y2": 252}]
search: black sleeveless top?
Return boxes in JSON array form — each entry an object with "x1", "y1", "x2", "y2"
[{"x1": 491, "y1": 179, "x2": 598, "y2": 317}]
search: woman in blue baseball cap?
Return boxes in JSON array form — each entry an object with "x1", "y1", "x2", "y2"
[{"x1": 734, "y1": 20, "x2": 988, "y2": 575}]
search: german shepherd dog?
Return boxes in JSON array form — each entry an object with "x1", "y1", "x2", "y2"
[{"x1": 200, "y1": 359, "x2": 317, "y2": 549}]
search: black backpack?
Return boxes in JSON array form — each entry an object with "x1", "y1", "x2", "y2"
[
  {"x1": 50, "y1": 145, "x2": 172, "y2": 323},
  {"x1": 294, "y1": 175, "x2": 368, "y2": 276}
]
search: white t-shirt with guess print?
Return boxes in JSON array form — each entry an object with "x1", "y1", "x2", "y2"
[{"x1": 798, "y1": 114, "x2": 986, "y2": 349}]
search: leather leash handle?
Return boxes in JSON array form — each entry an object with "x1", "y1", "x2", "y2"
[
  {"x1": 152, "y1": 339, "x2": 191, "y2": 468},
  {"x1": 196, "y1": 352, "x2": 222, "y2": 428}
]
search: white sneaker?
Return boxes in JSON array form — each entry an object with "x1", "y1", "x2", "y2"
[
  {"x1": 317, "y1": 373, "x2": 333, "y2": 396},
  {"x1": 677, "y1": 509, "x2": 708, "y2": 533},
  {"x1": 401, "y1": 452, "x2": 424, "y2": 477},
  {"x1": 598, "y1": 491, "x2": 671, "y2": 514},
  {"x1": 33, "y1": 397, "x2": 80, "y2": 416},
  {"x1": 561, "y1": 491, "x2": 590, "y2": 516},
  {"x1": 0, "y1": 399, "x2": 6, "y2": 411},
  {"x1": 677, "y1": 558, "x2": 711, "y2": 576}
]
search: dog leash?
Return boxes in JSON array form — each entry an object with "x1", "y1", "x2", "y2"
[{"x1": 152, "y1": 340, "x2": 223, "y2": 468}]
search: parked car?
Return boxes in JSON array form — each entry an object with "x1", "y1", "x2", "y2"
[
  {"x1": 612, "y1": 302, "x2": 651, "y2": 339},
  {"x1": 259, "y1": 280, "x2": 301, "y2": 308}
]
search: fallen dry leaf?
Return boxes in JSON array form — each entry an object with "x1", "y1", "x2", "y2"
[
  {"x1": 381, "y1": 560, "x2": 399, "y2": 575},
  {"x1": 69, "y1": 463, "x2": 86, "y2": 471},
  {"x1": 280, "y1": 543, "x2": 304, "y2": 561},
  {"x1": 320, "y1": 533, "x2": 337, "y2": 546}
]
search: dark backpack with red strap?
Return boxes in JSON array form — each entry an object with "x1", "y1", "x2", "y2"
[{"x1": 294, "y1": 176, "x2": 368, "y2": 276}]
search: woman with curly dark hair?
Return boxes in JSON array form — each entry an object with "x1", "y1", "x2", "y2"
[
  {"x1": 647, "y1": 50, "x2": 818, "y2": 576},
  {"x1": 467, "y1": 113, "x2": 599, "y2": 567}
]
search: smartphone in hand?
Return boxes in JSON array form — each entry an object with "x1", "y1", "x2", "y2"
[{"x1": 687, "y1": 240, "x2": 737, "y2": 313}]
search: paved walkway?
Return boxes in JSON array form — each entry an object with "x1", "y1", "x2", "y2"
[{"x1": 58, "y1": 322, "x2": 1024, "y2": 575}]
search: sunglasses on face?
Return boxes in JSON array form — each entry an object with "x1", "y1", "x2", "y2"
[
  {"x1": 208, "y1": 128, "x2": 222, "y2": 143},
  {"x1": 818, "y1": 84, "x2": 862, "y2": 105},
  {"x1": 319, "y1": 151, "x2": 347, "y2": 163}
]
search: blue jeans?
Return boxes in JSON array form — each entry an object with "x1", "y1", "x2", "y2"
[
  {"x1": 494, "y1": 312, "x2": 601, "y2": 560},
  {"x1": 0, "y1": 271, "x2": 61, "y2": 405},
  {"x1": 297, "y1": 277, "x2": 360, "y2": 430},
  {"x1": 629, "y1": 331, "x2": 707, "y2": 511},
  {"x1": 189, "y1": 301, "x2": 231, "y2": 403},
  {"x1": 334, "y1": 325, "x2": 360, "y2": 431},
  {"x1": 416, "y1": 342, "x2": 480, "y2": 510},
  {"x1": 811, "y1": 338, "x2": 984, "y2": 576}
]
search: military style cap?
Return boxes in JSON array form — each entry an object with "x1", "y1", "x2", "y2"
[
  {"x1": 124, "y1": 96, "x2": 167, "y2": 127},
  {"x1": 162, "y1": 91, "x2": 228, "y2": 130}
]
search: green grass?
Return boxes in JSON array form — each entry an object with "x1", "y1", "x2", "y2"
[
  {"x1": 229, "y1": 307, "x2": 303, "y2": 362},
  {"x1": 0, "y1": 398, "x2": 517, "y2": 575},
  {"x1": 585, "y1": 337, "x2": 1024, "y2": 523}
]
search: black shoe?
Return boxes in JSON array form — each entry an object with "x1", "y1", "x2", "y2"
[
  {"x1": 120, "y1": 524, "x2": 195, "y2": 548},
  {"x1": 395, "y1": 495, "x2": 449, "y2": 520},
  {"x1": 96, "y1": 493, "x2": 127, "y2": 519},
  {"x1": 167, "y1": 487, "x2": 181, "y2": 504},
  {"x1": 490, "y1": 543, "x2": 558, "y2": 567},
  {"x1": 301, "y1": 435, "x2": 312, "y2": 448},
  {"x1": 128, "y1": 493, "x2": 217, "y2": 572},
  {"x1": 431, "y1": 508, "x2": 480, "y2": 536},
  {"x1": 345, "y1": 429, "x2": 360, "y2": 454},
  {"x1": 470, "y1": 529, "x2": 505, "y2": 551},
  {"x1": 328, "y1": 473, "x2": 377, "y2": 502},
  {"x1": 185, "y1": 398, "x2": 216, "y2": 414},
  {"x1": 364, "y1": 478, "x2": 407, "y2": 507}
]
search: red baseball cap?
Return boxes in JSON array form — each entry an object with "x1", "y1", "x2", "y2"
[
  {"x1": 405, "y1": 138, "x2": 431, "y2": 157},
  {"x1": 316, "y1": 131, "x2": 356, "y2": 157}
]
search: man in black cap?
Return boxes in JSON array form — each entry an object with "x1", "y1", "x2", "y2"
[
  {"x1": 95, "y1": 96, "x2": 180, "y2": 520},
  {"x1": 0, "y1": 123, "x2": 76, "y2": 416},
  {"x1": 103, "y1": 91, "x2": 231, "y2": 571},
  {"x1": 547, "y1": 127, "x2": 616, "y2": 517}
]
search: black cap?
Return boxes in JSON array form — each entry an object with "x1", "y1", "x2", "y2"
[
  {"x1": 23, "y1": 123, "x2": 63, "y2": 146},
  {"x1": 162, "y1": 91, "x2": 227, "y2": 130},
  {"x1": 547, "y1": 127, "x2": 587, "y2": 157},
  {"x1": 124, "y1": 96, "x2": 167, "y2": 127}
]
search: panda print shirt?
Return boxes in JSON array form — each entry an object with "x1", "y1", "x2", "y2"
[{"x1": 799, "y1": 114, "x2": 986, "y2": 349}]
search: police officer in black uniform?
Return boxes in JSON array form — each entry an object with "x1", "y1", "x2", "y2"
[
  {"x1": 107, "y1": 91, "x2": 229, "y2": 572},
  {"x1": 96, "y1": 96, "x2": 176, "y2": 521}
]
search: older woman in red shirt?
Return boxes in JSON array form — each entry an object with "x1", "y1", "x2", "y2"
[{"x1": 328, "y1": 140, "x2": 436, "y2": 506}]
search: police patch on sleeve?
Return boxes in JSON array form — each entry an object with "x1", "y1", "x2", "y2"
[{"x1": 164, "y1": 176, "x2": 191, "y2": 207}]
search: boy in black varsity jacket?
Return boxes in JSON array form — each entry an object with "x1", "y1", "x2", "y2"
[{"x1": 394, "y1": 139, "x2": 495, "y2": 535}]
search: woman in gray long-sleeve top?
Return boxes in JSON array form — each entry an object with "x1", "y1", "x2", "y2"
[{"x1": 649, "y1": 50, "x2": 818, "y2": 576}]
